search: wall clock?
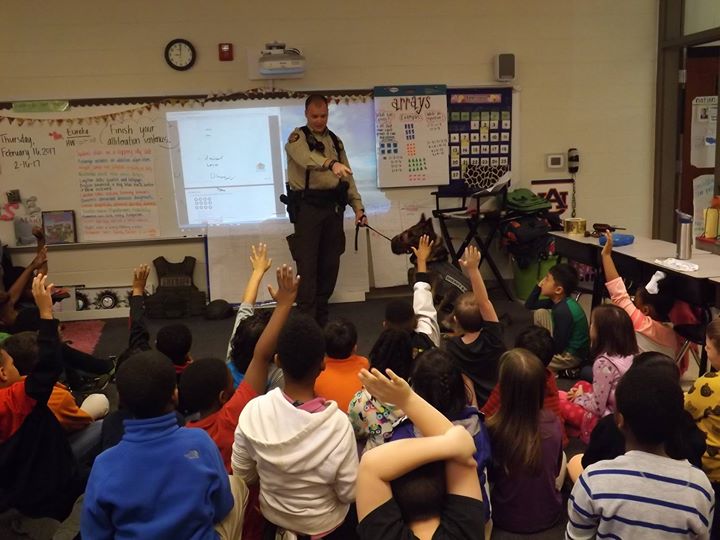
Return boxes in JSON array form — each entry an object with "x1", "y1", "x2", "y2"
[{"x1": 164, "y1": 38, "x2": 196, "y2": 71}]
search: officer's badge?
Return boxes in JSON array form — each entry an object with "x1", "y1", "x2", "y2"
[{"x1": 288, "y1": 132, "x2": 300, "y2": 143}]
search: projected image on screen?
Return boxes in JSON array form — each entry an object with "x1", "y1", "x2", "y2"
[{"x1": 167, "y1": 100, "x2": 381, "y2": 228}]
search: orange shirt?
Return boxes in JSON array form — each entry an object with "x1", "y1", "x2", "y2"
[
  {"x1": 48, "y1": 382, "x2": 93, "y2": 433},
  {"x1": 315, "y1": 354, "x2": 370, "y2": 413}
]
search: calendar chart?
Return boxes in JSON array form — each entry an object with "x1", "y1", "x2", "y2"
[
  {"x1": 374, "y1": 85, "x2": 449, "y2": 188},
  {"x1": 440, "y1": 87, "x2": 513, "y2": 196}
]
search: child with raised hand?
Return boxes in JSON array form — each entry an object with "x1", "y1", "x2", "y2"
[
  {"x1": 232, "y1": 312, "x2": 358, "y2": 539},
  {"x1": 226, "y1": 243, "x2": 283, "y2": 389},
  {"x1": 445, "y1": 244, "x2": 506, "y2": 408},
  {"x1": 389, "y1": 348, "x2": 492, "y2": 527},
  {"x1": 567, "y1": 357, "x2": 714, "y2": 540},
  {"x1": 0, "y1": 274, "x2": 84, "y2": 522},
  {"x1": 181, "y1": 264, "x2": 299, "y2": 469},
  {"x1": 382, "y1": 234, "x2": 441, "y2": 355},
  {"x1": 524, "y1": 262, "x2": 589, "y2": 375},
  {"x1": 487, "y1": 348, "x2": 564, "y2": 534},
  {"x1": 348, "y1": 328, "x2": 414, "y2": 452},
  {"x1": 601, "y1": 231, "x2": 679, "y2": 358},
  {"x1": 558, "y1": 304, "x2": 637, "y2": 443},
  {"x1": 356, "y1": 367, "x2": 484, "y2": 540}
]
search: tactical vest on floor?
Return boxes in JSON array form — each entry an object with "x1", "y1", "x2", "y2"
[{"x1": 145, "y1": 256, "x2": 206, "y2": 318}]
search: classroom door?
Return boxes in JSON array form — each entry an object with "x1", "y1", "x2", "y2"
[{"x1": 679, "y1": 46, "x2": 719, "y2": 214}]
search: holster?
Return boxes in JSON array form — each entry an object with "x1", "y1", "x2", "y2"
[{"x1": 280, "y1": 183, "x2": 301, "y2": 223}]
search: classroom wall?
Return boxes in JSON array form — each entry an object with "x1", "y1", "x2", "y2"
[{"x1": 2, "y1": 0, "x2": 659, "y2": 289}]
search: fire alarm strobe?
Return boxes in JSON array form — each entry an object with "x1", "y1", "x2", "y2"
[{"x1": 218, "y1": 43, "x2": 233, "y2": 61}]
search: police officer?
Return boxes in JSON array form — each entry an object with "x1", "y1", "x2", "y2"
[{"x1": 284, "y1": 94, "x2": 367, "y2": 326}]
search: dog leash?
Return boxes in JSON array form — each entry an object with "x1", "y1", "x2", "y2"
[{"x1": 355, "y1": 222, "x2": 393, "y2": 251}]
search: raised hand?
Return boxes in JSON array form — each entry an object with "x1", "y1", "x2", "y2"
[
  {"x1": 32, "y1": 273, "x2": 54, "y2": 319},
  {"x1": 411, "y1": 234, "x2": 434, "y2": 265},
  {"x1": 459, "y1": 245, "x2": 481, "y2": 272},
  {"x1": 358, "y1": 367, "x2": 413, "y2": 406},
  {"x1": 601, "y1": 231, "x2": 614, "y2": 257},
  {"x1": 267, "y1": 264, "x2": 300, "y2": 307},
  {"x1": 250, "y1": 243, "x2": 272, "y2": 274},
  {"x1": 31, "y1": 245, "x2": 48, "y2": 270},
  {"x1": 132, "y1": 264, "x2": 150, "y2": 296}
]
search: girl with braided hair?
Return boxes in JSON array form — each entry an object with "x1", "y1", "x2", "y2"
[
  {"x1": 390, "y1": 348, "x2": 493, "y2": 529},
  {"x1": 348, "y1": 328, "x2": 413, "y2": 454}
]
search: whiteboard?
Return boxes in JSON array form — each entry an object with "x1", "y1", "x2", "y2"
[{"x1": 374, "y1": 85, "x2": 449, "y2": 189}]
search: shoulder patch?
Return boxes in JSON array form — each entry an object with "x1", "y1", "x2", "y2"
[{"x1": 288, "y1": 132, "x2": 300, "y2": 143}]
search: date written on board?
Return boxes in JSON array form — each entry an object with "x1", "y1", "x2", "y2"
[{"x1": 14, "y1": 159, "x2": 41, "y2": 169}]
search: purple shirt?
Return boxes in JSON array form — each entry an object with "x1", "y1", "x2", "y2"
[{"x1": 490, "y1": 409, "x2": 563, "y2": 533}]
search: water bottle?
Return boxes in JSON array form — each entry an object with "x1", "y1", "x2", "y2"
[{"x1": 676, "y1": 210, "x2": 693, "y2": 260}]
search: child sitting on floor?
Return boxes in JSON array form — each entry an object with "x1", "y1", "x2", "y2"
[
  {"x1": 315, "y1": 318, "x2": 369, "y2": 413},
  {"x1": 524, "y1": 262, "x2": 589, "y2": 375},
  {"x1": 445, "y1": 245, "x2": 506, "y2": 408},
  {"x1": 82, "y1": 350, "x2": 247, "y2": 540},
  {"x1": 685, "y1": 317, "x2": 720, "y2": 538},
  {"x1": 567, "y1": 356, "x2": 714, "y2": 539},
  {"x1": 482, "y1": 325, "x2": 567, "y2": 446},
  {"x1": 355, "y1": 366, "x2": 484, "y2": 540},
  {"x1": 0, "y1": 275, "x2": 84, "y2": 522},
  {"x1": 232, "y1": 312, "x2": 358, "y2": 538},
  {"x1": 226, "y1": 243, "x2": 283, "y2": 391},
  {"x1": 487, "y1": 348, "x2": 564, "y2": 534},
  {"x1": 122, "y1": 263, "x2": 193, "y2": 379},
  {"x1": 348, "y1": 328, "x2": 414, "y2": 453},
  {"x1": 601, "y1": 231, "x2": 679, "y2": 360},
  {"x1": 567, "y1": 352, "x2": 705, "y2": 484},
  {"x1": 389, "y1": 348, "x2": 492, "y2": 528},
  {"x1": 559, "y1": 304, "x2": 637, "y2": 443},
  {"x1": 382, "y1": 234, "x2": 441, "y2": 356}
]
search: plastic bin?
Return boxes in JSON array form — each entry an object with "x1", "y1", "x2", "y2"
[{"x1": 512, "y1": 255, "x2": 558, "y2": 301}]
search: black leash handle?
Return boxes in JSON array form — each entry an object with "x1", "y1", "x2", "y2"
[{"x1": 354, "y1": 222, "x2": 393, "y2": 251}]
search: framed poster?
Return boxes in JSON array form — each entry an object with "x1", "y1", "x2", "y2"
[{"x1": 42, "y1": 210, "x2": 77, "y2": 244}]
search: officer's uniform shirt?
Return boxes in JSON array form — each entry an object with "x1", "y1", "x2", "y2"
[{"x1": 285, "y1": 127, "x2": 363, "y2": 213}]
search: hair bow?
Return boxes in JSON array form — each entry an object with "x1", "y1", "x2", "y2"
[{"x1": 645, "y1": 271, "x2": 666, "y2": 295}]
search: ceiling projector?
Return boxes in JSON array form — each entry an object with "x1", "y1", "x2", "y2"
[{"x1": 259, "y1": 42, "x2": 305, "y2": 75}]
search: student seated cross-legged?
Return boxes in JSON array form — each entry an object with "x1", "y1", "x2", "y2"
[
  {"x1": 356, "y1": 367, "x2": 484, "y2": 540},
  {"x1": 81, "y1": 350, "x2": 247, "y2": 540},
  {"x1": 0, "y1": 275, "x2": 84, "y2": 523},
  {"x1": 487, "y1": 349, "x2": 564, "y2": 534},
  {"x1": 524, "y1": 262, "x2": 589, "y2": 377},
  {"x1": 226, "y1": 243, "x2": 284, "y2": 391},
  {"x1": 567, "y1": 356, "x2": 714, "y2": 539},
  {"x1": 180, "y1": 264, "x2": 298, "y2": 540},
  {"x1": 315, "y1": 318, "x2": 369, "y2": 413},
  {"x1": 232, "y1": 310, "x2": 358, "y2": 539},
  {"x1": 445, "y1": 245, "x2": 506, "y2": 408}
]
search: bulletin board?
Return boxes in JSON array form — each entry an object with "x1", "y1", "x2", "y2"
[
  {"x1": 374, "y1": 85, "x2": 449, "y2": 188},
  {"x1": 440, "y1": 87, "x2": 513, "y2": 196}
]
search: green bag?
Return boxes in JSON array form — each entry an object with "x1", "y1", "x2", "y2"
[{"x1": 506, "y1": 188, "x2": 552, "y2": 212}]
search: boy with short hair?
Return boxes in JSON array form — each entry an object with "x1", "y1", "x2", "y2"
[
  {"x1": 181, "y1": 264, "x2": 299, "y2": 469},
  {"x1": 0, "y1": 274, "x2": 84, "y2": 522},
  {"x1": 122, "y1": 264, "x2": 193, "y2": 378},
  {"x1": 566, "y1": 359, "x2": 714, "y2": 539},
  {"x1": 82, "y1": 349, "x2": 247, "y2": 540},
  {"x1": 445, "y1": 245, "x2": 506, "y2": 408},
  {"x1": 232, "y1": 313, "x2": 358, "y2": 537},
  {"x1": 315, "y1": 318, "x2": 369, "y2": 412},
  {"x1": 383, "y1": 234, "x2": 440, "y2": 356},
  {"x1": 525, "y1": 262, "x2": 589, "y2": 374}
]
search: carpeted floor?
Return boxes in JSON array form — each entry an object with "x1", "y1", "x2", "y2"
[{"x1": 60, "y1": 320, "x2": 105, "y2": 355}]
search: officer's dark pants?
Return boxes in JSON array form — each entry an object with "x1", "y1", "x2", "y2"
[{"x1": 290, "y1": 200, "x2": 345, "y2": 327}]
